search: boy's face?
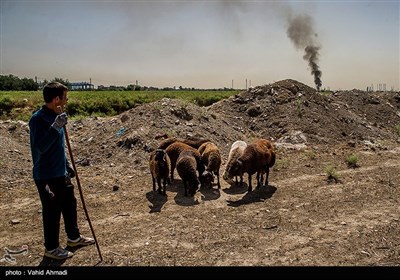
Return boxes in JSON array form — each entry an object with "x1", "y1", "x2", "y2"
[{"x1": 55, "y1": 90, "x2": 68, "y2": 111}]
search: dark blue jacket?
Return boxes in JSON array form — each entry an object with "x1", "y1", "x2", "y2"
[{"x1": 29, "y1": 105, "x2": 67, "y2": 180}]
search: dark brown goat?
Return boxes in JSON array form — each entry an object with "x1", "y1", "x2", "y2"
[
  {"x1": 198, "y1": 141, "x2": 222, "y2": 189},
  {"x1": 176, "y1": 150, "x2": 201, "y2": 196},
  {"x1": 229, "y1": 139, "x2": 275, "y2": 192},
  {"x1": 149, "y1": 149, "x2": 171, "y2": 195},
  {"x1": 165, "y1": 141, "x2": 204, "y2": 182}
]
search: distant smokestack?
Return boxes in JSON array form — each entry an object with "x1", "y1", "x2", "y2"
[{"x1": 287, "y1": 14, "x2": 322, "y2": 91}]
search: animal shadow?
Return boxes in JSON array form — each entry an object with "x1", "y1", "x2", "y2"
[
  {"x1": 223, "y1": 181, "x2": 248, "y2": 195},
  {"x1": 226, "y1": 185, "x2": 277, "y2": 207},
  {"x1": 172, "y1": 179, "x2": 200, "y2": 206},
  {"x1": 199, "y1": 186, "x2": 221, "y2": 201},
  {"x1": 146, "y1": 190, "x2": 168, "y2": 213}
]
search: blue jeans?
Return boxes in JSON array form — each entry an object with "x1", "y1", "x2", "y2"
[{"x1": 34, "y1": 176, "x2": 80, "y2": 251}]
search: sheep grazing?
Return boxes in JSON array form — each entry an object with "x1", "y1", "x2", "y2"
[
  {"x1": 256, "y1": 139, "x2": 276, "y2": 188},
  {"x1": 165, "y1": 141, "x2": 204, "y2": 182},
  {"x1": 222, "y1": 140, "x2": 247, "y2": 186},
  {"x1": 157, "y1": 137, "x2": 178, "y2": 150},
  {"x1": 176, "y1": 150, "x2": 202, "y2": 196},
  {"x1": 156, "y1": 133, "x2": 210, "y2": 150},
  {"x1": 149, "y1": 149, "x2": 171, "y2": 195},
  {"x1": 198, "y1": 141, "x2": 222, "y2": 189},
  {"x1": 229, "y1": 139, "x2": 275, "y2": 192}
]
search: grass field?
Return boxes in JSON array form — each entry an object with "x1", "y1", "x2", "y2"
[{"x1": 0, "y1": 89, "x2": 240, "y2": 121}]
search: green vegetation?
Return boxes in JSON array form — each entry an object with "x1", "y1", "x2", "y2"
[
  {"x1": 0, "y1": 90, "x2": 239, "y2": 121},
  {"x1": 304, "y1": 149, "x2": 316, "y2": 160},
  {"x1": 346, "y1": 154, "x2": 359, "y2": 168},
  {"x1": 319, "y1": 90, "x2": 333, "y2": 97},
  {"x1": 0, "y1": 75, "x2": 39, "y2": 91},
  {"x1": 274, "y1": 158, "x2": 289, "y2": 171},
  {"x1": 395, "y1": 124, "x2": 400, "y2": 136},
  {"x1": 296, "y1": 98, "x2": 303, "y2": 118},
  {"x1": 324, "y1": 164, "x2": 339, "y2": 183}
]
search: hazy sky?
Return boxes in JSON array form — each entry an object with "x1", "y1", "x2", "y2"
[{"x1": 1, "y1": 0, "x2": 399, "y2": 90}]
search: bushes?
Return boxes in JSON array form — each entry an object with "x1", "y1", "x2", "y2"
[{"x1": 0, "y1": 96, "x2": 13, "y2": 116}]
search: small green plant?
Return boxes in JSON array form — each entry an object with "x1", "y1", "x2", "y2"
[
  {"x1": 395, "y1": 124, "x2": 400, "y2": 136},
  {"x1": 296, "y1": 98, "x2": 303, "y2": 118},
  {"x1": 324, "y1": 164, "x2": 339, "y2": 183},
  {"x1": 346, "y1": 154, "x2": 359, "y2": 168},
  {"x1": 274, "y1": 158, "x2": 289, "y2": 171},
  {"x1": 304, "y1": 149, "x2": 316, "y2": 160}
]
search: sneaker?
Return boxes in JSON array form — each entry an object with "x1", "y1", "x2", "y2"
[
  {"x1": 44, "y1": 247, "x2": 73, "y2": 260},
  {"x1": 67, "y1": 235, "x2": 95, "y2": 247}
]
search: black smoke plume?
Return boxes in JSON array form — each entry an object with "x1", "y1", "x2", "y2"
[{"x1": 287, "y1": 14, "x2": 322, "y2": 90}]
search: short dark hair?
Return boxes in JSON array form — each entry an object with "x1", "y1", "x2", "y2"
[{"x1": 43, "y1": 82, "x2": 68, "y2": 103}]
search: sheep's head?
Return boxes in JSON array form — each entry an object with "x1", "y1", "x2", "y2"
[
  {"x1": 155, "y1": 149, "x2": 167, "y2": 161},
  {"x1": 188, "y1": 180, "x2": 200, "y2": 196},
  {"x1": 200, "y1": 170, "x2": 214, "y2": 188},
  {"x1": 230, "y1": 159, "x2": 243, "y2": 177}
]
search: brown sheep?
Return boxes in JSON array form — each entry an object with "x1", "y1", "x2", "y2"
[
  {"x1": 165, "y1": 141, "x2": 205, "y2": 182},
  {"x1": 156, "y1": 134, "x2": 210, "y2": 150},
  {"x1": 198, "y1": 141, "x2": 222, "y2": 189},
  {"x1": 176, "y1": 150, "x2": 202, "y2": 196},
  {"x1": 256, "y1": 139, "x2": 276, "y2": 187},
  {"x1": 229, "y1": 139, "x2": 275, "y2": 192},
  {"x1": 222, "y1": 140, "x2": 247, "y2": 186},
  {"x1": 149, "y1": 149, "x2": 171, "y2": 195}
]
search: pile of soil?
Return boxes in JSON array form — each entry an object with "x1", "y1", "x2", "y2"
[{"x1": 1, "y1": 79, "x2": 400, "y2": 267}]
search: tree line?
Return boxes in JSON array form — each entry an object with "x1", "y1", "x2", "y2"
[
  {"x1": 0, "y1": 75, "x2": 39, "y2": 90},
  {"x1": 0, "y1": 75, "x2": 73, "y2": 91}
]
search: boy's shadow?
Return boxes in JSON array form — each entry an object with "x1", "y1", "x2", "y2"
[
  {"x1": 38, "y1": 244, "x2": 85, "y2": 267},
  {"x1": 38, "y1": 256, "x2": 67, "y2": 267},
  {"x1": 227, "y1": 185, "x2": 277, "y2": 207}
]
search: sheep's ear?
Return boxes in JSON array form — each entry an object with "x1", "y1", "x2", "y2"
[{"x1": 163, "y1": 153, "x2": 167, "y2": 161}]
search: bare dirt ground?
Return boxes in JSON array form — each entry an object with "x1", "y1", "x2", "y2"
[{"x1": 1, "y1": 79, "x2": 400, "y2": 268}]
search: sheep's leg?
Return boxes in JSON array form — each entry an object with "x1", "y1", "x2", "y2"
[
  {"x1": 247, "y1": 174, "x2": 252, "y2": 192},
  {"x1": 183, "y1": 181, "x2": 188, "y2": 197},
  {"x1": 216, "y1": 171, "x2": 221, "y2": 189},
  {"x1": 152, "y1": 176, "x2": 156, "y2": 192},
  {"x1": 264, "y1": 167, "x2": 270, "y2": 189},
  {"x1": 260, "y1": 171, "x2": 264, "y2": 187},
  {"x1": 170, "y1": 165, "x2": 175, "y2": 182},
  {"x1": 256, "y1": 171, "x2": 261, "y2": 189},
  {"x1": 157, "y1": 178, "x2": 162, "y2": 194},
  {"x1": 162, "y1": 177, "x2": 167, "y2": 195}
]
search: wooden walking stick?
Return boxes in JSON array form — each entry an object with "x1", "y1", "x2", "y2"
[{"x1": 58, "y1": 106, "x2": 103, "y2": 262}]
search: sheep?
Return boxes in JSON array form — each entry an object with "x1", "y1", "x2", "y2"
[
  {"x1": 228, "y1": 139, "x2": 275, "y2": 192},
  {"x1": 198, "y1": 141, "x2": 222, "y2": 189},
  {"x1": 156, "y1": 133, "x2": 210, "y2": 150},
  {"x1": 149, "y1": 149, "x2": 171, "y2": 195},
  {"x1": 222, "y1": 140, "x2": 247, "y2": 186},
  {"x1": 256, "y1": 139, "x2": 276, "y2": 188},
  {"x1": 176, "y1": 150, "x2": 202, "y2": 196},
  {"x1": 165, "y1": 141, "x2": 205, "y2": 182}
]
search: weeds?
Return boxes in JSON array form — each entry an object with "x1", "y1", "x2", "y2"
[
  {"x1": 304, "y1": 149, "x2": 316, "y2": 160},
  {"x1": 395, "y1": 124, "x2": 400, "y2": 136},
  {"x1": 324, "y1": 164, "x2": 339, "y2": 183},
  {"x1": 346, "y1": 154, "x2": 359, "y2": 168}
]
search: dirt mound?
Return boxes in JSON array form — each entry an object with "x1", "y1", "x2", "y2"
[{"x1": 1, "y1": 79, "x2": 400, "y2": 267}]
